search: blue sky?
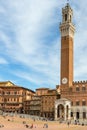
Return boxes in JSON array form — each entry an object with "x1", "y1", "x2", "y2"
[{"x1": 0, "y1": 0, "x2": 87, "y2": 91}]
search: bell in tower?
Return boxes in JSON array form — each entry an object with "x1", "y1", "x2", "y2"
[
  {"x1": 62, "y1": 3, "x2": 73, "y2": 23},
  {"x1": 60, "y1": 3, "x2": 75, "y2": 38}
]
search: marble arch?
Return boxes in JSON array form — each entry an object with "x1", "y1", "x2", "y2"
[{"x1": 55, "y1": 98, "x2": 71, "y2": 121}]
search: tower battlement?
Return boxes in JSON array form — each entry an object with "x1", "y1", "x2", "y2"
[{"x1": 73, "y1": 80, "x2": 87, "y2": 84}]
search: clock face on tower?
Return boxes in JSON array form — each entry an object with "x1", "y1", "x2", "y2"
[{"x1": 62, "y1": 77, "x2": 68, "y2": 84}]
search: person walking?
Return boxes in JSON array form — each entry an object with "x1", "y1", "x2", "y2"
[{"x1": 67, "y1": 121, "x2": 70, "y2": 127}]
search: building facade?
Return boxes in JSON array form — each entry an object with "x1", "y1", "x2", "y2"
[
  {"x1": 41, "y1": 89, "x2": 60, "y2": 119},
  {"x1": 29, "y1": 95, "x2": 41, "y2": 116},
  {"x1": 24, "y1": 88, "x2": 60, "y2": 119},
  {"x1": 0, "y1": 3, "x2": 87, "y2": 121},
  {"x1": 0, "y1": 81, "x2": 35, "y2": 113},
  {"x1": 55, "y1": 3, "x2": 87, "y2": 121}
]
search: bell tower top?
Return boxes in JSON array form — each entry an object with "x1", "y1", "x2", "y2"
[
  {"x1": 60, "y1": 3, "x2": 75, "y2": 38},
  {"x1": 62, "y1": 3, "x2": 73, "y2": 23}
]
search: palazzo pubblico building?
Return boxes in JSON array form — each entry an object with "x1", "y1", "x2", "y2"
[
  {"x1": 55, "y1": 3, "x2": 87, "y2": 121},
  {"x1": 0, "y1": 3, "x2": 87, "y2": 121}
]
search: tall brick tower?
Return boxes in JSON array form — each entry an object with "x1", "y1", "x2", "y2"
[{"x1": 60, "y1": 3, "x2": 75, "y2": 88}]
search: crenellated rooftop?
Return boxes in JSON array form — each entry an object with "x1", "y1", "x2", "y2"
[{"x1": 73, "y1": 80, "x2": 87, "y2": 85}]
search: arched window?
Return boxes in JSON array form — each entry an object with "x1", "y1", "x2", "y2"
[
  {"x1": 76, "y1": 100, "x2": 79, "y2": 106},
  {"x1": 76, "y1": 86, "x2": 80, "y2": 91},
  {"x1": 14, "y1": 91, "x2": 17, "y2": 95},
  {"x1": 71, "y1": 101, "x2": 73, "y2": 106},
  {"x1": 65, "y1": 14, "x2": 67, "y2": 21},
  {"x1": 82, "y1": 85, "x2": 86, "y2": 91},
  {"x1": 82, "y1": 100, "x2": 86, "y2": 106}
]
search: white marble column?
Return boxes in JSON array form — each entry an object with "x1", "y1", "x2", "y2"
[
  {"x1": 73, "y1": 112, "x2": 76, "y2": 120},
  {"x1": 64, "y1": 105, "x2": 66, "y2": 121},
  {"x1": 55, "y1": 107, "x2": 57, "y2": 121},
  {"x1": 68, "y1": 106, "x2": 71, "y2": 120},
  {"x1": 86, "y1": 112, "x2": 87, "y2": 119},
  {"x1": 59, "y1": 106, "x2": 62, "y2": 118}
]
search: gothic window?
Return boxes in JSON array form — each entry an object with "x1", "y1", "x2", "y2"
[
  {"x1": 65, "y1": 14, "x2": 67, "y2": 21},
  {"x1": 76, "y1": 86, "x2": 80, "y2": 91},
  {"x1": 14, "y1": 91, "x2": 17, "y2": 95},
  {"x1": 82, "y1": 100, "x2": 86, "y2": 106},
  {"x1": 7, "y1": 91, "x2": 10, "y2": 95},
  {"x1": 82, "y1": 86, "x2": 86, "y2": 91},
  {"x1": 71, "y1": 101, "x2": 73, "y2": 106},
  {"x1": 76, "y1": 101, "x2": 79, "y2": 106}
]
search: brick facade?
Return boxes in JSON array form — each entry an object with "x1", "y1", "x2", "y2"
[
  {"x1": 55, "y1": 3, "x2": 87, "y2": 121},
  {"x1": 0, "y1": 81, "x2": 35, "y2": 113}
]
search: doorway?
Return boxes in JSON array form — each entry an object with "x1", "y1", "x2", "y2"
[
  {"x1": 57, "y1": 104, "x2": 64, "y2": 119},
  {"x1": 76, "y1": 112, "x2": 79, "y2": 119}
]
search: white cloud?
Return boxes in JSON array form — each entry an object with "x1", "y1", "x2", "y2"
[
  {"x1": 0, "y1": 0, "x2": 87, "y2": 89},
  {"x1": 72, "y1": 0, "x2": 87, "y2": 81},
  {"x1": 0, "y1": 0, "x2": 61, "y2": 89}
]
